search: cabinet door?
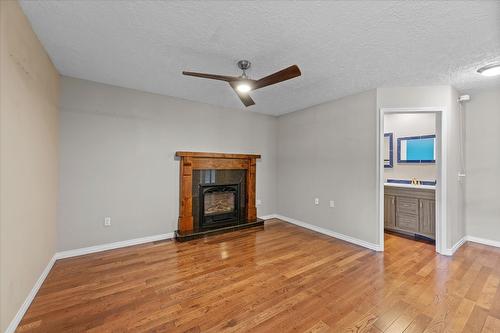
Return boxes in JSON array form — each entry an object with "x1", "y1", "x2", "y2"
[
  {"x1": 384, "y1": 195, "x2": 396, "y2": 228},
  {"x1": 419, "y1": 199, "x2": 436, "y2": 238},
  {"x1": 396, "y1": 197, "x2": 419, "y2": 232}
]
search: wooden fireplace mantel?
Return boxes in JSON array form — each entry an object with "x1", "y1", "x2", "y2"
[
  {"x1": 176, "y1": 151, "x2": 261, "y2": 234},
  {"x1": 176, "y1": 151, "x2": 261, "y2": 159}
]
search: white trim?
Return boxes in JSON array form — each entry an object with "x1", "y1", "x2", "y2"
[
  {"x1": 466, "y1": 236, "x2": 500, "y2": 248},
  {"x1": 259, "y1": 214, "x2": 279, "y2": 220},
  {"x1": 378, "y1": 107, "x2": 447, "y2": 255},
  {"x1": 275, "y1": 214, "x2": 383, "y2": 251},
  {"x1": 55, "y1": 233, "x2": 175, "y2": 260},
  {"x1": 5, "y1": 255, "x2": 57, "y2": 333},
  {"x1": 441, "y1": 236, "x2": 466, "y2": 256}
]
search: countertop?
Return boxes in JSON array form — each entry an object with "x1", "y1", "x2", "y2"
[{"x1": 384, "y1": 182, "x2": 436, "y2": 190}]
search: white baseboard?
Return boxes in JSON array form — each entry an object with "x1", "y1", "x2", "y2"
[
  {"x1": 5, "y1": 254, "x2": 57, "y2": 333},
  {"x1": 274, "y1": 214, "x2": 383, "y2": 251},
  {"x1": 441, "y1": 235, "x2": 500, "y2": 256},
  {"x1": 55, "y1": 233, "x2": 175, "y2": 260},
  {"x1": 441, "y1": 236, "x2": 466, "y2": 256},
  {"x1": 259, "y1": 214, "x2": 278, "y2": 220},
  {"x1": 466, "y1": 235, "x2": 500, "y2": 249}
]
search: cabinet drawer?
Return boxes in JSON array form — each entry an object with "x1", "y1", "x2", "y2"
[
  {"x1": 396, "y1": 197, "x2": 418, "y2": 215},
  {"x1": 397, "y1": 213, "x2": 419, "y2": 232}
]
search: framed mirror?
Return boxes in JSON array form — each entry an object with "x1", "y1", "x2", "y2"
[
  {"x1": 384, "y1": 133, "x2": 393, "y2": 168},
  {"x1": 397, "y1": 135, "x2": 436, "y2": 163}
]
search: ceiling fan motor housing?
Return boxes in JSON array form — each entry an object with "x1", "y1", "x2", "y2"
[{"x1": 237, "y1": 60, "x2": 251, "y2": 71}]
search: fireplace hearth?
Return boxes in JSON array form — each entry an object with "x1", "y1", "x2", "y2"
[{"x1": 175, "y1": 152, "x2": 264, "y2": 241}]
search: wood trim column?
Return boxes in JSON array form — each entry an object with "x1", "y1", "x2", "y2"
[
  {"x1": 178, "y1": 156, "x2": 194, "y2": 231},
  {"x1": 246, "y1": 157, "x2": 257, "y2": 222}
]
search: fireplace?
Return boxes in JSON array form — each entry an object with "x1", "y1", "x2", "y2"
[
  {"x1": 199, "y1": 184, "x2": 240, "y2": 228},
  {"x1": 175, "y1": 151, "x2": 264, "y2": 241}
]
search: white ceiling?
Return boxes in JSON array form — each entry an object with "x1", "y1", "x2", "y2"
[{"x1": 20, "y1": 1, "x2": 500, "y2": 116}]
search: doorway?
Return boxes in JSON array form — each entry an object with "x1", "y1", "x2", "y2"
[{"x1": 378, "y1": 107, "x2": 447, "y2": 254}]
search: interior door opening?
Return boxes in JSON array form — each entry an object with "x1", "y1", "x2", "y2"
[{"x1": 379, "y1": 108, "x2": 446, "y2": 253}]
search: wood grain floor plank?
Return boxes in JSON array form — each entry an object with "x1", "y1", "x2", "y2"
[{"x1": 16, "y1": 219, "x2": 500, "y2": 333}]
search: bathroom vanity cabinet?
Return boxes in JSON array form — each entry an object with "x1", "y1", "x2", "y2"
[{"x1": 384, "y1": 185, "x2": 435, "y2": 239}]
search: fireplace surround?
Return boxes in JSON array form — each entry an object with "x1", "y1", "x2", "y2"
[{"x1": 175, "y1": 151, "x2": 264, "y2": 241}]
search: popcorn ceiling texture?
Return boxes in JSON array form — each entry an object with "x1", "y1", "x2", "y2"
[{"x1": 20, "y1": 1, "x2": 500, "y2": 116}]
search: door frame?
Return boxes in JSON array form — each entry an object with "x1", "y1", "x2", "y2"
[{"x1": 377, "y1": 107, "x2": 447, "y2": 254}]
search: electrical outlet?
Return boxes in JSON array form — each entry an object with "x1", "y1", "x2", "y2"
[
  {"x1": 104, "y1": 217, "x2": 111, "y2": 227},
  {"x1": 329, "y1": 200, "x2": 335, "y2": 208},
  {"x1": 314, "y1": 198, "x2": 319, "y2": 205},
  {"x1": 256, "y1": 199, "x2": 262, "y2": 206}
]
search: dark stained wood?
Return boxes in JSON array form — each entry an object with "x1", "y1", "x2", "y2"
[
  {"x1": 253, "y1": 64, "x2": 301, "y2": 90},
  {"x1": 181, "y1": 71, "x2": 242, "y2": 82},
  {"x1": 16, "y1": 219, "x2": 500, "y2": 333},
  {"x1": 176, "y1": 152, "x2": 260, "y2": 233},
  {"x1": 175, "y1": 152, "x2": 261, "y2": 159}
]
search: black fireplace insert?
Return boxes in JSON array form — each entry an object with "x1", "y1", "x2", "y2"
[{"x1": 199, "y1": 184, "x2": 240, "y2": 228}]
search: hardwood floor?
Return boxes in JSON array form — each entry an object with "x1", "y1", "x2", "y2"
[{"x1": 17, "y1": 219, "x2": 500, "y2": 332}]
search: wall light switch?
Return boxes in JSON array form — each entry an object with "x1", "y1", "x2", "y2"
[
  {"x1": 329, "y1": 200, "x2": 335, "y2": 208},
  {"x1": 104, "y1": 217, "x2": 111, "y2": 227},
  {"x1": 314, "y1": 198, "x2": 319, "y2": 205},
  {"x1": 256, "y1": 199, "x2": 262, "y2": 206}
]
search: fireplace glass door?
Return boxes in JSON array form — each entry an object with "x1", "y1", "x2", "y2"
[
  {"x1": 199, "y1": 184, "x2": 240, "y2": 228},
  {"x1": 204, "y1": 192, "x2": 235, "y2": 215}
]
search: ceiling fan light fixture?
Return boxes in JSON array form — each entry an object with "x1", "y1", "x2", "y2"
[
  {"x1": 477, "y1": 63, "x2": 500, "y2": 77},
  {"x1": 182, "y1": 62, "x2": 301, "y2": 107},
  {"x1": 236, "y1": 83, "x2": 252, "y2": 93}
]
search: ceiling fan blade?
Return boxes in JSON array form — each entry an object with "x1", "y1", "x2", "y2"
[
  {"x1": 253, "y1": 65, "x2": 301, "y2": 90},
  {"x1": 229, "y1": 81, "x2": 255, "y2": 107},
  {"x1": 182, "y1": 71, "x2": 240, "y2": 82}
]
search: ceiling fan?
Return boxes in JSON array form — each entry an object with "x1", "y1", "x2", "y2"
[{"x1": 182, "y1": 60, "x2": 301, "y2": 107}]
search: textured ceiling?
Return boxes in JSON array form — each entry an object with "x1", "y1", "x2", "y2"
[{"x1": 20, "y1": 1, "x2": 500, "y2": 116}]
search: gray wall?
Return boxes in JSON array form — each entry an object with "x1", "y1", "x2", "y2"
[
  {"x1": 378, "y1": 86, "x2": 465, "y2": 248},
  {"x1": 448, "y1": 87, "x2": 465, "y2": 247},
  {"x1": 277, "y1": 90, "x2": 380, "y2": 246},
  {"x1": 0, "y1": 1, "x2": 59, "y2": 331},
  {"x1": 276, "y1": 86, "x2": 465, "y2": 249},
  {"x1": 59, "y1": 76, "x2": 277, "y2": 251},
  {"x1": 465, "y1": 88, "x2": 500, "y2": 242},
  {"x1": 59, "y1": 77, "x2": 496, "y2": 253},
  {"x1": 384, "y1": 113, "x2": 437, "y2": 182}
]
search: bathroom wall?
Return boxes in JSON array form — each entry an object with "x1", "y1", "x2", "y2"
[{"x1": 384, "y1": 113, "x2": 437, "y2": 182}]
